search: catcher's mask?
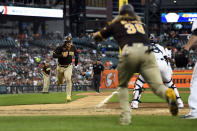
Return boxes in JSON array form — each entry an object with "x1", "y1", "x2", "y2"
[{"x1": 119, "y1": 4, "x2": 135, "y2": 16}]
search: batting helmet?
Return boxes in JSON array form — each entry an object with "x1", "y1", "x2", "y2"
[
  {"x1": 64, "y1": 35, "x2": 72, "y2": 43},
  {"x1": 119, "y1": 4, "x2": 135, "y2": 16}
]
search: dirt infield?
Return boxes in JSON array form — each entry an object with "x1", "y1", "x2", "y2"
[{"x1": 0, "y1": 92, "x2": 190, "y2": 116}]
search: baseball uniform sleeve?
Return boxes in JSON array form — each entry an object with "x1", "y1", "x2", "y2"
[
  {"x1": 53, "y1": 46, "x2": 63, "y2": 58},
  {"x1": 192, "y1": 20, "x2": 197, "y2": 36},
  {"x1": 159, "y1": 45, "x2": 167, "y2": 57},
  {"x1": 93, "y1": 23, "x2": 114, "y2": 42}
]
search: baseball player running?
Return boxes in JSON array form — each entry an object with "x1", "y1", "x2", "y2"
[
  {"x1": 131, "y1": 40, "x2": 184, "y2": 109},
  {"x1": 41, "y1": 61, "x2": 51, "y2": 93},
  {"x1": 53, "y1": 35, "x2": 78, "y2": 102},
  {"x1": 181, "y1": 19, "x2": 197, "y2": 119},
  {"x1": 93, "y1": 4, "x2": 178, "y2": 125}
]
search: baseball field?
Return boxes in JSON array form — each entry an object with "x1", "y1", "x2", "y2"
[{"x1": 0, "y1": 88, "x2": 197, "y2": 131}]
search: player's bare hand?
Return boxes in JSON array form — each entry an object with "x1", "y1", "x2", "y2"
[{"x1": 62, "y1": 52, "x2": 68, "y2": 57}]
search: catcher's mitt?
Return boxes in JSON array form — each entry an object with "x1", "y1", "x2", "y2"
[{"x1": 175, "y1": 49, "x2": 189, "y2": 68}]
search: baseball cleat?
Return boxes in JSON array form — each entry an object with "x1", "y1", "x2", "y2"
[
  {"x1": 180, "y1": 114, "x2": 197, "y2": 119},
  {"x1": 131, "y1": 101, "x2": 139, "y2": 109},
  {"x1": 120, "y1": 121, "x2": 131, "y2": 126},
  {"x1": 66, "y1": 95, "x2": 71, "y2": 102},
  {"x1": 177, "y1": 98, "x2": 184, "y2": 108},
  {"x1": 166, "y1": 88, "x2": 178, "y2": 116},
  {"x1": 42, "y1": 92, "x2": 49, "y2": 94},
  {"x1": 120, "y1": 114, "x2": 131, "y2": 125}
]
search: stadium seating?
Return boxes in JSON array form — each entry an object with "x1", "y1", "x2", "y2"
[
  {"x1": 0, "y1": 39, "x2": 16, "y2": 48},
  {"x1": 0, "y1": 85, "x2": 7, "y2": 94}
]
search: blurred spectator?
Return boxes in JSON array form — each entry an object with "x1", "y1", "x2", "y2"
[
  {"x1": 0, "y1": 32, "x2": 124, "y2": 93},
  {"x1": 169, "y1": 31, "x2": 180, "y2": 47}
]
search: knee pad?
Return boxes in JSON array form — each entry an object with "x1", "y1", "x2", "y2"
[{"x1": 164, "y1": 78, "x2": 174, "y2": 88}]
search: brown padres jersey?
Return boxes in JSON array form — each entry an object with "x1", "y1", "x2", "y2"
[
  {"x1": 53, "y1": 45, "x2": 78, "y2": 66},
  {"x1": 96, "y1": 16, "x2": 150, "y2": 49},
  {"x1": 42, "y1": 65, "x2": 50, "y2": 75}
]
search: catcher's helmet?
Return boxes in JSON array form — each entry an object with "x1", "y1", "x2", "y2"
[
  {"x1": 64, "y1": 35, "x2": 72, "y2": 43},
  {"x1": 119, "y1": 4, "x2": 135, "y2": 16}
]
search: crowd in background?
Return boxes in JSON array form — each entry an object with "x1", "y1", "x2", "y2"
[
  {"x1": 156, "y1": 30, "x2": 197, "y2": 69},
  {"x1": 0, "y1": 32, "x2": 116, "y2": 93},
  {"x1": 0, "y1": 31, "x2": 196, "y2": 93}
]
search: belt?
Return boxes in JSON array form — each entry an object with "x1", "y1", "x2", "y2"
[
  {"x1": 127, "y1": 43, "x2": 150, "y2": 47},
  {"x1": 58, "y1": 64, "x2": 71, "y2": 68}
]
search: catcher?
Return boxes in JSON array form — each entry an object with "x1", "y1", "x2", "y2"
[
  {"x1": 53, "y1": 35, "x2": 78, "y2": 102},
  {"x1": 131, "y1": 42, "x2": 184, "y2": 109}
]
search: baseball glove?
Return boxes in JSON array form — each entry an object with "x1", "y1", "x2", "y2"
[{"x1": 175, "y1": 49, "x2": 189, "y2": 68}]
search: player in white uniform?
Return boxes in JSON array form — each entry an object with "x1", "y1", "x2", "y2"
[
  {"x1": 131, "y1": 42, "x2": 184, "y2": 109},
  {"x1": 181, "y1": 19, "x2": 197, "y2": 119},
  {"x1": 165, "y1": 47, "x2": 173, "y2": 74}
]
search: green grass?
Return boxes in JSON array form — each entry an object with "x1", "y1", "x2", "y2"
[
  {"x1": 175, "y1": 88, "x2": 190, "y2": 91},
  {"x1": 0, "y1": 88, "x2": 195, "y2": 131},
  {"x1": 136, "y1": 88, "x2": 190, "y2": 92},
  {"x1": 0, "y1": 92, "x2": 86, "y2": 106},
  {"x1": 0, "y1": 115, "x2": 196, "y2": 131},
  {"x1": 0, "y1": 88, "x2": 190, "y2": 106},
  {"x1": 109, "y1": 88, "x2": 190, "y2": 103}
]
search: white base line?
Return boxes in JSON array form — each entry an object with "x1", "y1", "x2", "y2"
[{"x1": 96, "y1": 91, "x2": 118, "y2": 108}]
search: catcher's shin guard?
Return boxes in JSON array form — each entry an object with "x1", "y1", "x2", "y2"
[
  {"x1": 131, "y1": 87, "x2": 143, "y2": 109},
  {"x1": 132, "y1": 87, "x2": 143, "y2": 101},
  {"x1": 168, "y1": 84, "x2": 184, "y2": 108},
  {"x1": 164, "y1": 79, "x2": 182, "y2": 99},
  {"x1": 132, "y1": 76, "x2": 144, "y2": 101},
  {"x1": 131, "y1": 77, "x2": 144, "y2": 109}
]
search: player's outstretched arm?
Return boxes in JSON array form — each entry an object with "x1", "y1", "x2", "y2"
[{"x1": 183, "y1": 35, "x2": 197, "y2": 51}]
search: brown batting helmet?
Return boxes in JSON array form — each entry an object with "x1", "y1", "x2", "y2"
[
  {"x1": 119, "y1": 4, "x2": 135, "y2": 16},
  {"x1": 64, "y1": 35, "x2": 72, "y2": 43}
]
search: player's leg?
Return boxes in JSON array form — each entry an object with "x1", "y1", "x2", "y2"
[
  {"x1": 43, "y1": 75, "x2": 50, "y2": 93},
  {"x1": 64, "y1": 65, "x2": 73, "y2": 101},
  {"x1": 45, "y1": 76, "x2": 50, "y2": 93},
  {"x1": 93, "y1": 75, "x2": 97, "y2": 92},
  {"x1": 182, "y1": 62, "x2": 197, "y2": 119},
  {"x1": 118, "y1": 61, "x2": 132, "y2": 125},
  {"x1": 140, "y1": 53, "x2": 167, "y2": 99},
  {"x1": 131, "y1": 75, "x2": 145, "y2": 109},
  {"x1": 42, "y1": 75, "x2": 47, "y2": 92},
  {"x1": 140, "y1": 50, "x2": 178, "y2": 116},
  {"x1": 56, "y1": 66, "x2": 64, "y2": 86},
  {"x1": 164, "y1": 78, "x2": 184, "y2": 108},
  {"x1": 117, "y1": 45, "x2": 141, "y2": 125},
  {"x1": 161, "y1": 65, "x2": 184, "y2": 108},
  {"x1": 96, "y1": 75, "x2": 101, "y2": 93}
]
